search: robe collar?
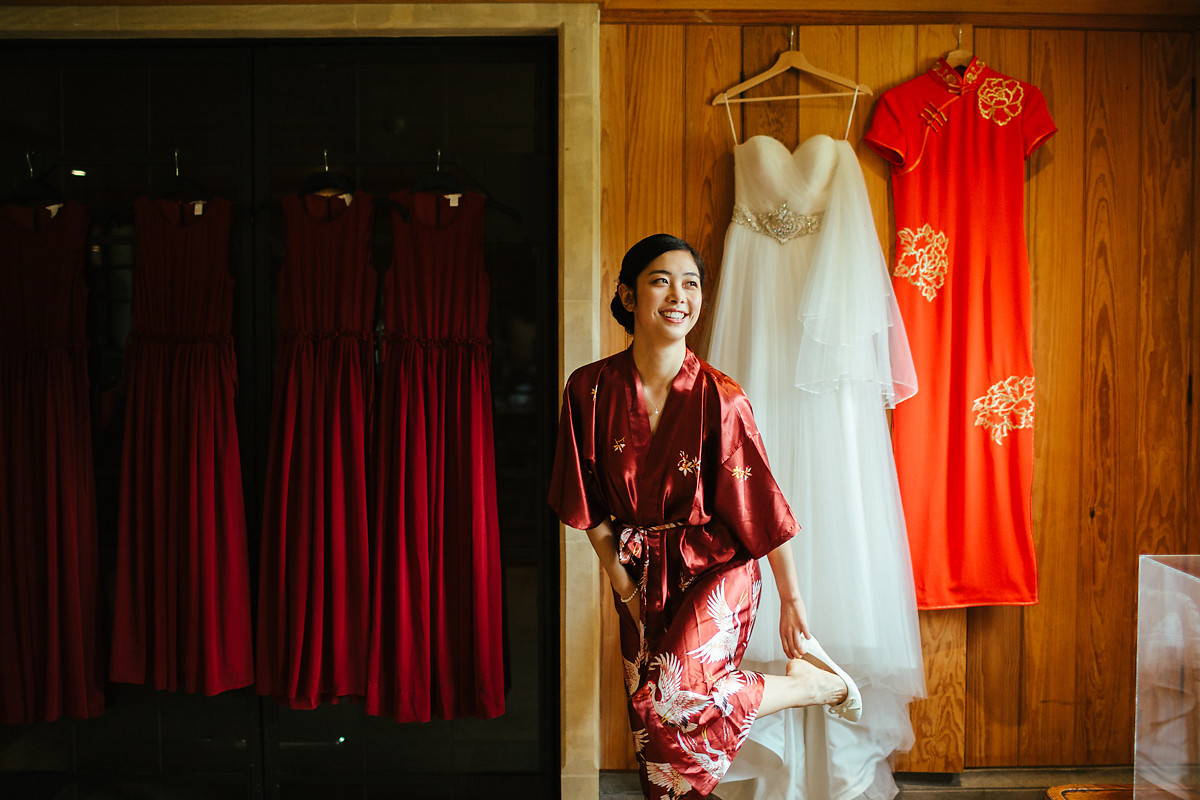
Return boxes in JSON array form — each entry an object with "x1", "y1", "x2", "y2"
[
  {"x1": 930, "y1": 56, "x2": 987, "y2": 95},
  {"x1": 622, "y1": 346, "x2": 702, "y2": 506}
]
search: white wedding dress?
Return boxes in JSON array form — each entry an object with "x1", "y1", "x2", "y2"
[{"x1": 708, "y1": 134, "x2": 925, "y2": 800}]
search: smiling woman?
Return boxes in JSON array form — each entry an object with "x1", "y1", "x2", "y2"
[{"x1": 548, "y1": 233, "x2": 863, "y2": 799}]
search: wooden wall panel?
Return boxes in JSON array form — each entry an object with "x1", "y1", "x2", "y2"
[
  {"x1": 599, "y1": 18, "x2": 1196, "y2": 775},
  {"x1": 625, "y1": 24, "x2": 687, "y2": 243},
  {"x1": 856, "y1": 25, "x2": 915, "y2": 285},
  {"x1": 683, "y1": 24, "x2": 740, "y2": 356},
  {"x1": 1135, "y1": 32, "x2": 1193, "y2": 560},
  {"x1": 1022, "y1": 27, "x2": 1087, "y2": 767},
  {"x1": 964, "y1": 27, "x2": 1030, "y2": 771},
  {"x1": 793, "y1": 24, "x2": 860, "y2": 143},
  {"x1": 741, "y1": 26, "x2": 799, "y2": 149},
  {"x1": 1192, "y1": 38, "x2": 1200, "y2": 559},
  {"x1": 1080, "y1": 29, "x2": 1142, "y2": 766}
]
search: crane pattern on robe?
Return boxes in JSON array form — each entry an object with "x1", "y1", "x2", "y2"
[{"x1": 686, "y1": 579, "x2": 743, "y2": 667}]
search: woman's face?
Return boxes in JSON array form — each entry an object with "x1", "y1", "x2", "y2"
[{"x1": 619, "y1": 249, "x2": 703, "y2": 343}]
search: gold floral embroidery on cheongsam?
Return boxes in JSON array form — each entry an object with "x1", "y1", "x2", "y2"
[
  {"x1": 590, "y1": 386, "x2": 598, "y2": 400},
  {"x1": 973, "y1": 376, "x2": 1035, "y2": 444},
  {"x1": 677, "y1": 451, "x2": 700, "y2": 476},
  {"x1": 895, "y1": 224, "x2": 950, "y2": 301},
  {"x1": 977, "y1": 77, "x2": 1025, "y2": 126},
  {"x1": 613, "y1": 437, "x2": 627, "y2": 453},
  {"x1": 728, "y1": 465, "x2": 752, "y2": 482}
]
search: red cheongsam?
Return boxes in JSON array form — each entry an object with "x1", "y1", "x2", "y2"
[
  {"x1": 110, "y1": 197, "x2": 253, "y2": 694},
  {"x1": 550, "y1": 348, "x2": 798, "y2": 799},
  {"x1": 256, "y1": 191, "x2": 376, "y2": 708},
  {"x1": 865, "y1": 58, "x2": 1056, "y2": 608}
]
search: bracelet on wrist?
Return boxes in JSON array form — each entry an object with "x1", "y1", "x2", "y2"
[{"x1": 619, "y1": 585, "x2": 640, "y2": 604}]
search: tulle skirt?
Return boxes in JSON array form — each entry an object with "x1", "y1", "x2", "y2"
[{"x1": 707, "y1": 135, "x2": 924, "y2": 800}]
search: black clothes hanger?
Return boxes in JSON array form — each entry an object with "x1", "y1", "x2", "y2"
[
  {"x1": 152, "y1": 149, "x2": 211, "y2": 202},
  {"x1": 2, "y1": 152, "x2": 64, "y2": 207},
  {"x1": 410, "y1": 148, "x2": 465, "y2": 195},
  {"x1": 410, "y1": 148, "x2": 521, "y2": 223},
  {"x1": 299, "y1": 149, "x2": 356, "y2": 196}
]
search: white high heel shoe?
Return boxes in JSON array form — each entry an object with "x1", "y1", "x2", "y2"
[{"x1": 800, "y1": 634, "x2": 863, "y2": 723}]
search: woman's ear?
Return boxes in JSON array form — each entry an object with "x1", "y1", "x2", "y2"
[{"x1": 618, "y1": 283, "x2": 635, "y2": 311}]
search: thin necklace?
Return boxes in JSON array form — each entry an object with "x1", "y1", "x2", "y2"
[{"x1": 646, "y1": 386, "x2": 667, "y2": 417}]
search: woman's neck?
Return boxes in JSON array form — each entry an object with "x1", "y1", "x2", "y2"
[{"x1": 630, "y1": 337, "x2": 686, "y2": 390}]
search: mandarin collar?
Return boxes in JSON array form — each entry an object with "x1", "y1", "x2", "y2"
[{"x1": 930, "y1": 56, "x2": 987, "y2": 94}]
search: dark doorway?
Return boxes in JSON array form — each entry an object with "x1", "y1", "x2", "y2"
[{"x1": 0, "y1": 37, "x2": 560, "y2": 800}]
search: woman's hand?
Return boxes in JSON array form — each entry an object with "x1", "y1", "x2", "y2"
[
  {"x1": 778, "y1": 594, "x2": 811, "y2": 660},
  {"x1": 765, "y1": 542, "x2": 811, "y2": 659},
  {"x1": 584, "y1": 518, "x2": 643, "y2": 624}
]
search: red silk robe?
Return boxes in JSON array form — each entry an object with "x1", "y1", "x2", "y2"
[{"x1": 550, "y1": 348, "x2": 798, "y2": 798}]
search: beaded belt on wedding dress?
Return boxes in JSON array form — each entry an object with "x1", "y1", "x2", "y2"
[{"x1": 732, "y1": 201, "x2": 825, "y2": 244}]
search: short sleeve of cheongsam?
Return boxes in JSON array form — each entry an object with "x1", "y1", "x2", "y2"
[
  {"x1": 548, "y1": 375, "x2": 608, "y2": 531},
  {"x1": 712, "y1": 430, "x2": 799, "y2": 560},
  {"x1": 1022, "y1": 84, "x2": 1057, "y2": 158},
  {"x1": 863, "y1": 94, "x2": 907, "y2": 168}
]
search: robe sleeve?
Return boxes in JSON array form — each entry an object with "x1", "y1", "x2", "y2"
[
  {"x1": 548, "y1": 374, "x2": 609, "y2": 531},
  {"x1": 863, "y1": 93, "x2": 906, "y2": 168},
  {"x1": 1022, "y1": 84, "x2": 1056, "y2": 158},
  {"x1": 711, "y1": 406, "x2": 799, "y2": 559}
]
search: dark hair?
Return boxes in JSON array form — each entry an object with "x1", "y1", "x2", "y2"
[{"x1": 609, "y1": 233, "x2": 706, "y2": 335}]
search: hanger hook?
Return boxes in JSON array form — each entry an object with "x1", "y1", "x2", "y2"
[
  {"x1": 323, "y1": 149, "x2": 329, "y2": 172},
  {"x1": 436, "y1": 147, "x2": 442, "y2": 172},
  {"x1": 26, "y1": 151, "x2": 34, "y2": 178},
  {"x1": 789, "y1": 27, "x2": 796, "y2": 51},
  {"x1": 174, "y1": 148, "x2": 180, "y2": 178},
  {"x1": 957, "y1": 27, "x2": 963, "y2": 49}
]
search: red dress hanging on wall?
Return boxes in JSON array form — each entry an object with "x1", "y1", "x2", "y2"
[
  {"x1": 365, "y1": 190, "x2": 505, "y2": 721},
  {"x1": 110, "y1": 196, "x2": 253, "y2": 694},
  {"x1": 257, "y1": 191, "x2": 376, "y2": 708},
  {"x1": 0, "y1": 200, "x2": 104, "y2": 723},
  {"x1": 864, "y1": 58, "x2": 1056, "y2": 609}
]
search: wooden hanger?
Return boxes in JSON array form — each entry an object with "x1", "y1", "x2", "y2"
[
  {"x1": 711, "y1": 29, "x2": 872, "y2": 106},
  {"x1": 945, "y1": 26, "x2": 974, "y2": 69}
]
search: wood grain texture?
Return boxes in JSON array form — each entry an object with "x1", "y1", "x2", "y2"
[
  {"x1": 625, "y1": 24, "x2": 686, "y2": 243},
  {"x1": 683, "y1": 23, "x2": 740, "y2": 359},
  {"x1": 598, "y1": 22, "x2": 635, "y2": 771},
  {"x1": 1192, "y1": 36, "x2": 1200, "y2": 559},
  {"x1": 964, "y1": 28, "x2": 1030, "y2": 770},
  {"x1": 855, "y1": 24, "x2": 916, "y2": 266},
  {"x1": 596, "y1": 0, "x2": 1194, "y2": 16},
  {"x1": 600, "y1": 23, "x2": 630, "y2": 361},
  {"x1": 599, "y1": 9, "x2": 1200, "y2": 32},
  {"x1": 596, "y1": 18, "x2": 1197, "y2": 776},
  {"x1": 792, "y1": 24, "x2": 860, "y2": 143},
  {"x1": 1022, "y1": 27, "x2": 1087, "y2": 768},
  {"x1": 1135, "y1": 31, "x2": 1192, "y2": 560},
  {"x1": 897, "y1": 610, "x2": 967, "y2": 772},
  {"x1": 740, "y1": 26, "x2": 799, "y2": 150},
  {"x1": 1080, "y1": 29, "x2": 1142, "y2": 766}
]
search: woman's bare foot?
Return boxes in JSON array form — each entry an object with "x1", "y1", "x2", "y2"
[
  {"x1": 787, "y1": 656, "x2": 848, "y2": 706},
  {"x1": 758, "y1": 657, "x2": 848, "y2": 716}
]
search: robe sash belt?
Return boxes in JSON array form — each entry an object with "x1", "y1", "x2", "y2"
[{"x1": 615, "y1": 520, "x2": 683, "y2": 635}]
